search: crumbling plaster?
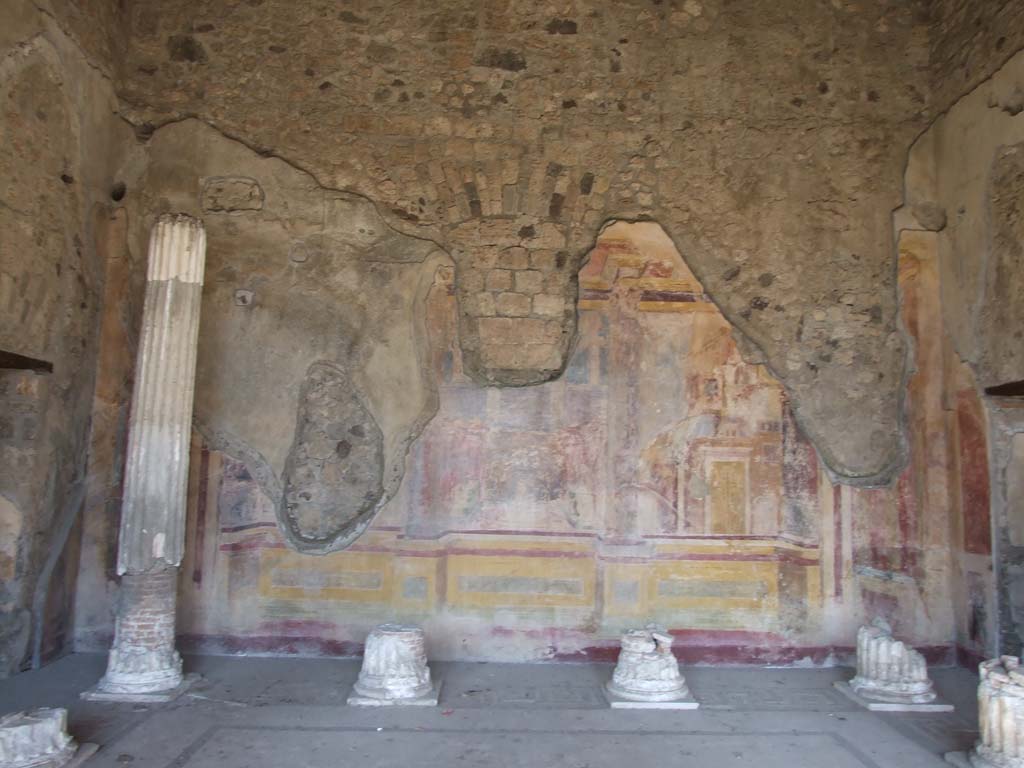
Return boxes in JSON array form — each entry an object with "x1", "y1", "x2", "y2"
[
  {"x1": 116, "y1": 119, "x2": 453, "y2": 553},
  {"x1": 929, "y1": 0, "x2": 1024, "y2": 115},
  {"x1": 111, "y1": 0, "x2": 938, "y2": 487}
]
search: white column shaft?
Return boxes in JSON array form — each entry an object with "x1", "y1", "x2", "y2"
[
  {"x1": 98, "y1": 214, "x2": 206, "y2": 698},
  {"x1": 117, "y1": 214, "x2": 206, "y2": 574}
]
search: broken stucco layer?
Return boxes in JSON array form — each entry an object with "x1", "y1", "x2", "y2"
[
  {"x1": 117, "y1": 119, "x2": 451, "y2": 553},
  {"x1": 111, "y1": 0, "x2": 935, "y2": 485},
  {"x1": 281, "y1": 362, "x2": 385, "y2": 550}
]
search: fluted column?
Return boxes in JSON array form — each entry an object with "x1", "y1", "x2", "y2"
[
  {"x1": 849, "y1": 618, "x2": 936, "y2": 704},
  {"x1": 969, "y1": 656, "x2": 1024, "y2": 767},
  {"x1": 93, "y1": 214, "x2": 206, "y2": 698}
]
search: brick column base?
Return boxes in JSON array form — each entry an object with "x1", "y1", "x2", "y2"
[{"x1": 97, "y1": 568, "x2": 182, "y2": 695}]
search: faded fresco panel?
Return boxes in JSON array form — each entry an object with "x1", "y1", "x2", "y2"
[
  {"x1": 958, "y1": 388, "x2": 992, "y2": 555},
  {"x1": 170, "y1": 222, "x2": 966, "y2": 662},
  {"x1": 709, "y1": 461, "x2": 748, "y2": 534}
]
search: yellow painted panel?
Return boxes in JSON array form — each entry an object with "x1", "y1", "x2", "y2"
[
  {"x1": 603, "y1": 562, "x2": 649, "y2": 617},
  {"x1": 259, "y1": 549, "x2": 394, "y2": 603},
  {"x1": 638, "y1": 301, "x2": 716, "y2": 313},
  {"x1": 646, "y1": 559, "x2": 778, "y2": 613},
  {"x1": 805, "y1": 565, "x2": 822, "y2": 608},
  {"x1": 603, "y1": 254, "x2": 648, "y2": 270},
  {"x1": 652, "y1": 540, "x2": 776, "y2": 558},
  {"x1": 644, "y1": 608, "x2": 774, "y2": 631},
  {"x1": 447, "y1": 536, "x2": 589, "y2": 555},
  {"x1": 618, "y1": 277, "x2": 702, "y2": 292},
  {"x1": 393, "y1": 557, "x2": 440, "y2": 611},
  {"x1": 447, "y1": 555, "x2": 595, "y2": 608},
  {"x1": 709, "y1": 460, "x2": 747, "y2": 534}
]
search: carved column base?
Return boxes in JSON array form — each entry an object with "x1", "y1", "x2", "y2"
[
  {"x1": 605, "y1": 627, "x2": 697, "y2": 708},
  {"x1": 348, "y1": 624, "x2": 439, "y2": 706},
  {"x1": 971, "y1": 745, "x2": 1024, "y2": 768},
  {"x1": 95, "y1": 647, "x2": 184, "y2": 697},
  {"x1": 946, "y1": 656, "x2": 1024, "y2": 768},
  {"x1": 945, "y1": 748, "x2": 1024, "y2": 768},
  {"x1": 849, "y1": 675, "x2": 937, "y2": 704},
  {"x1": 847, "y1": 618, "x2": 938, "y2": 706},
  {"x1": 606, "y1": 674, "x2": 690, "y2": 702},
  {"x1": 0, "y1": 708, "x2": 77, "y2": 768},
  {"x1": 84, "y1": 569, "x2": 194, "y2": 702}
]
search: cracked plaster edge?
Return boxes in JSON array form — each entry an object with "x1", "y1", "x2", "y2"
[{"x1": 143, "y1": 117, "x2": 909, "y2": 502}]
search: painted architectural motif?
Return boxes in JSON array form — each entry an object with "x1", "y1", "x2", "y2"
[{"x1": 170, "y1": 223, "x2": 987, "y2": 663}]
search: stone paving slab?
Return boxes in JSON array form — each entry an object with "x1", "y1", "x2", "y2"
[
  {"x1": 139, "y1": 727, "x2": 894, "y2": 768},
  {"x1": 0, "y1": 654, "x2": 983, "y2": 768}
]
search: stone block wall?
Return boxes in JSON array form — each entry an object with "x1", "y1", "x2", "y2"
[{"x1": 108, "y1": 0, "x2": 942, "y2": 486}]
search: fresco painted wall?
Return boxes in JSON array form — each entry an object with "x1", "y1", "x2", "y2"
[
  {"x1": 129, "y1": 221, "x2": 982, "y2": 664},
  {"x1": 894, "y1": 48, "x2": 1024, "y2": 661}
]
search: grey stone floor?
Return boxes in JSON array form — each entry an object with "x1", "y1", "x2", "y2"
[{"x1": 0, "y1": 653, "x2": 980, "y2": 767}]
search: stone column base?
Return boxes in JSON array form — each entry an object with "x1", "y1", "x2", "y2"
[
  {"x1": 347, "y1": 680, "x2": 442, "y2": 707},
  {"x1": 82, "y1": 672, "x2": 199, "y2": 704},
  {"x1": 945, "y1": 748, "x2": 1021, "y2": 768},
  {"x1": 605, "y1": 627, "x2": 697, "y2": 708},
  {"x1": 85, "y1": 569, "x2": 194, "y2": 702},
  {"x1": 849, "y1": 674, "x2": 937, "y2": 704},
  {"x1": 604, "y1": 687, "x2": 700, "y2": 710},
  {"x1": 97, "y1": 642, "x2": 182, "y2": 690},
  {"x1": 0, "y1": 708, "x2": 85, "y2": 768},
  {"x1": 347, "y1": 624, "x2": 438, "y2": 706},
  {"x1": 834, "y1": 681, "x2": 953, "y2": 712}
]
